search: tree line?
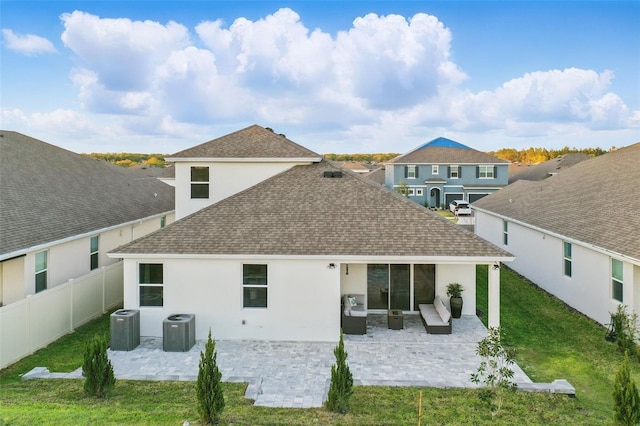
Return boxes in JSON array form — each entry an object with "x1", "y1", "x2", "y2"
[{"x1": 88, "y1": 146, "x2": 614, "y2": 169}]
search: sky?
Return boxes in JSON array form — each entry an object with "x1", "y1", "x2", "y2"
[{"x1": 1, "y1": 1, "x2": 639, "y2": 155}]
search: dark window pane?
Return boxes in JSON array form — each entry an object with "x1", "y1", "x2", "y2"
[
  {"x1": 91, "y1": 253, "x2": 99, "y2": 270},
  {"x1": 414, "y1": 264, "x2": 435, "y2": 310},
  {"x1": 140, "y1": 286, "x2": 163, "y2": 306},
  {"x1": 139, "y1": 263, "x2": 163, "y2": 284},
  {"x1": 35, "y1": 271, "x2": 47, "y2": 293},
  {"x1": 367, "y1": 264, "x2": 389, "y2": 309},
  {"x1": 243, "y1": 287, "x2": 267, "y2": 308},
  {"x1": 613, "y1": 280, "x2": 623, "y2": 303},
  {"x1": 564, "y1": 259, "x2": 572, "y2": 277},
  {"x1": 243, "y1": 264, "x2": 267, "y2": 285},
  {"x1": 191, "y1": 183, "x2": 209, "y2": 199},
  {"x1": 191, "y1": 166, "x2": 209, "y2": 182}
]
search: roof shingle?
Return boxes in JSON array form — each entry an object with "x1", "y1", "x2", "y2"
[{"x1": 389, "y1": 137, "x2": 509, "y2": 165}]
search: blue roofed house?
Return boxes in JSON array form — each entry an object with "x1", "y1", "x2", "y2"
[
  {"x1": 109, "y1": 125, "x2": 513, "y2": 342},
  {"x1": 385, "y1": 137, "x2": 510, "y2": 208}
]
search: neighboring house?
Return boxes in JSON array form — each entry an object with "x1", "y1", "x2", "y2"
[
  {"x1": 473, "y1": 143, "x2": 640, "y2": 326},
  {"x1": 0, "y1": 131, "x2": 175, "y2": 306},
  {"x1": 508, "y1": 153, "x2": 591, "y2": 184},
  {"x1": 109, "y1": 125, "x2": 512, "y2": 342},
  {"x1": 364, "y1": 167, "x2": 386, "y2": 185},
  {"x1": 340, "y1": 162, "x2": 372, "y2": 174},
  {"x1": 385, "y1": 137, "x2": 510, "y2": 208}
]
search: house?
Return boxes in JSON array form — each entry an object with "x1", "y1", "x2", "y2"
[
  {"x1": 109, "y1": 125, "x2": 512, "y2": 342},
  {"x1": 385, "y1": 137, "x2": 509, "y2": 208},
  {"x1": 340, "y1": 162, "x2": 372, "y2": 174},
  {"x1": 508, "y1": 153, "x2": 591, "y2": 184},
  {"x1": 0, "y1": 131, "x2": 175, "y2": 306},
  {"x1": 473, "y1": 143, "x2": 640, "y2": 326}
]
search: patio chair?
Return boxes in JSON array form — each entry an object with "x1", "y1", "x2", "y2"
[{"x1": 341, "y1": 294, "x2": 367, "y2": 334}]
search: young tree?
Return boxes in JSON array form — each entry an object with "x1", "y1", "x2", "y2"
[
  {"x1": 613, "y1": 352, "x2": 640, "y2": 425},
  {"x1": 197, "y1": 329, "x2": 225, "y2": 425},
  {"x1": 396, "y1": 181, "x2": 410, "y2": 197},
  {"x1": 470, "y1": 327, "x2": 517, "y2": 418},
  {"x1": 326, "y1": 330, "x2": 354, "y2": 413},
  {"x1": 82, "y1": 334, "x2": 115, "y2": 398}
]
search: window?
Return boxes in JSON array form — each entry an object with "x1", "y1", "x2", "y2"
[
  {"x1": 612, "y1": 259, "x2": 623, "y2": 302},
  {"x1": 416, "y1": 188, "x2": 423, "y2": 196},
  {"x1": 405, "y1": 165, "x2": 417, "y2": 179},
  {"x1": 407, "y1": 188, "x2": 415, "y2": 196},
  {"x1": 503, "y1": 220, "x2": 509, "y2": 245},
  {"x1": 243, "y1": 264, "x2": 268, "y2": 308},
  {"x1": 478, "y1": 165, "x2": 495, "y2": 179},
  {"x1": 449, "y1": 165, "x2": 460, "y2": 179},
  {"x1": 90, "y1": 236, "x2": 99, "y2": 270},
  {"x1": 190, "y1": 166, "x2": 209, "y2": 199},
  {"x1": 35, "y1": 251, "x2": 47, "y2": 293},
  {"x1": 432, "y1": 165, "x2": 439, "y2": 175},
  {"x1": 139, "y1": 263, "x2": 163, "y2": 306},
  {"x1": 563, "y1": 241, "x2": 572, "y2": 277},
  {"x1": 160, "y1": 216, "x2": 166, "y2": 228}
]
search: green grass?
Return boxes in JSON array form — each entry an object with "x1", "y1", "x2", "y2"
[
  {"x1": 477, "y1": 264, "x2": 640, "y2": 424},
  {"x1": 0, "y1": 267, "x2": 634, "y2": 424}
]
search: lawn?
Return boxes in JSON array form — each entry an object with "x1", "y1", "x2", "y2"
[{"x1": 0, "y1": 266, "x2": 634, "y2": 425}]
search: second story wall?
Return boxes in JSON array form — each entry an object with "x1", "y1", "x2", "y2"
[{"x1": 174, "y1": 161, "x2": 312, "y2": 220}]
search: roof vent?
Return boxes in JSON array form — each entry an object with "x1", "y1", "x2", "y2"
[{"x1": 323, "y1": 171, "x2": 343, "y2": 178}]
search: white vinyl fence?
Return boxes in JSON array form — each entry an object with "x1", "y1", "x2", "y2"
[{"x1": 0, "y1": 261, "x2": 123, "y2": 369}]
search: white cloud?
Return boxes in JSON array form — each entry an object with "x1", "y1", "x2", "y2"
[{"x1": 2, "y1": 29, "x2": 56, "y2": 55}]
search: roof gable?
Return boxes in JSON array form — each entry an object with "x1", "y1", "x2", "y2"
[
  {"x1": 473, "y1": 143, "x2": 640, "y2": 261},
  {"x1": 168, "y1": 124, "x2": 321, "y2": 160},
  {"x1": 112, "y1": 160, "x2": 511, "y2": 259},
  {"x1": 389, "y1": 137, "x2": 509, "y2": 165},
  {"x1": 0, "y1": 131, "x2": 175, "y2": 257}
]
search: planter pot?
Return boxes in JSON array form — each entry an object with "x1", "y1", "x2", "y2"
[{"x1": 449, "y1": 297, "x2": 463, "y2": 319}]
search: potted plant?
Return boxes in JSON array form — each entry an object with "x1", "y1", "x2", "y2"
[{"x1": 447, "y1": 283, "x2": 464, "y2": 319}]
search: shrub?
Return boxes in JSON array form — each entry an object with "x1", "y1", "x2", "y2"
[
  {"x1": 613, "y1": 352, "x2": 640, "y2": 425},
  {"x1": 326, "y1": 330, "x2": 353, "y2": 413},
  {"x1": 197, "y1": 329, "x2": 225, "y2": 425},
  {"x1": 82, "y1": 334, "x2": 115, "y2": 398},
  {"x1": 609, "y1": 305, "x2": 640, "y2": 359},
  {"x1": 470, "y1": 327, "x2": 517, "y2": 418}
]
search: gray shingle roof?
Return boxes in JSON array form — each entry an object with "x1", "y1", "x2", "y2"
[
  {"x1": 509, "y1": 153, "x2": 591, "y2": 183},
  {"x1": 0, "y1": 131, "x2": 175, "y2": 257},
  {"x1": 112, "y1": 160, "x2": 511, "y2": 259},
  {"x1": 389, "y1": 138, "x2": 509, "y2": 165},
  {"x1": 473, "y1": 143, "x2": 640, "y2": 261},
  {"x1": 168, "y1": 125, "x2": 321, "y2": 159}
]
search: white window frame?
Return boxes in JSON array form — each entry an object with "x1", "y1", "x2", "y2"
[
  {"x1": 407, "y1": 165, "x2": 417, "y2": 179},
  {"x1": 612, "y1": 258, "x2": 623, "y2": 302},
  {"x1": 450, "y1": 165, "x2": 460, "y2": 179},
  {"x1": 35, "y1": 250, "x2": 47, "y2": 293},
  {"x1": 563, "y1": 241, "x2": 572, "y2": 277},
  {"x1": 415, "y1": 188, "x2": 423, "y2": 196},
  {"x1": 407, "y1": 188, "x2": 416, "y2": 196},
  {"x1": 243, "y1": 264, "x2": 268, "y2": 308},
  {"x1": 139, "y1": 263, "x2": 164, "y2": 307},
  {"x1": 432, "y1": 165, "x2": 439, "y2": 175},
  {"x1": 90, "y1": 236, "x2": 99, "y2": 271},
  {"x1": 479, "y1": 165, "x2": 495, "y2": 179}
]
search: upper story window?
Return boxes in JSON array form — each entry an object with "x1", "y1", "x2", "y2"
[
  {"x1": 243, "y1": 264, "x2": 268, "y2": 308},
  {"x1": 478, "y1": 165, "x2": 496, "y2": 179},
  {"x1": 612, "y1": 259, "x2": 623, "y2": 302},
  {"x1": 449, "y1": 165, "x2": 460, "y2": 179},
  {"x1": 139, "y1": 263, "x2": 163, "y2": 307},
  {"x1": 432, "y1": 165, "x2": 439, "y2": 175},
  {"x1": 563, "y1": 241, "x2": 572, "y2": 277},
  {"x1": 35, "y1": 251, "x2": 48, "y2": 293},
  {"x1": 90, "y1": 236, "x2": 99, "y2": 270},
  {"x1": 405, "y1": 165, "x2": 418, "y2": 179},
  {"x1": 190, "y1": 166, "x2": 209, "y2": 199}
]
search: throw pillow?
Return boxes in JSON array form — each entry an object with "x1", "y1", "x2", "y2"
[{"x1": 349, "y1": 297, "x2": 358, "y2": 307}]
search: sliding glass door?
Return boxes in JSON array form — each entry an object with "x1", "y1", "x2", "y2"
[{"x1": 367, "y1": 264, "x2": 435, "y2": 311}]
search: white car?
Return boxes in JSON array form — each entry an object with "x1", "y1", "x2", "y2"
[{"x1": 449, "y1": 200, "x2": 472, "y2": 215}]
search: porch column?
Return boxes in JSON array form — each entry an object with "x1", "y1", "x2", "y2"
[{"x1": 488, "y1": 263, "x2": 500, "y2": 328}]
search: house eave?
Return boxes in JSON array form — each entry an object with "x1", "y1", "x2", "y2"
[{"x1": 165, "y1": 157, "x2": 323, "y2": 163}]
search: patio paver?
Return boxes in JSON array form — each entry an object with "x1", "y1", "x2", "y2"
[{"x1": 24, "y1": 314, "x2": 531, "y2": 408}]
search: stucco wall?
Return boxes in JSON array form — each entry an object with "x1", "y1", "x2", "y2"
[
  {"x1": 437, "y1": 263, "x2": 476, "y2": 315},
  {"x1": 124, "y1": 258, "x2": 342, "y2": 342},
  {"x1": 174, "y1": 162, "x2": 307, "y2": 220},
  {"x1": 475, "y1": 210, "x2": 636, "y2": 325}
]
